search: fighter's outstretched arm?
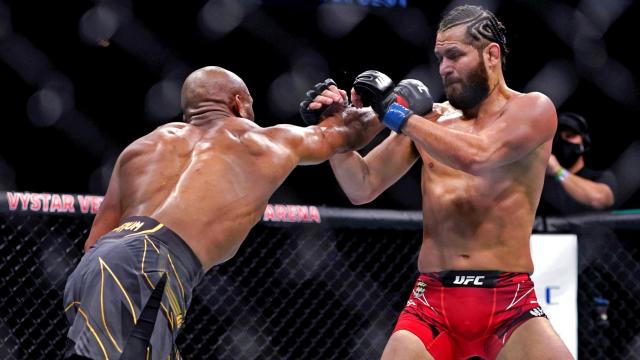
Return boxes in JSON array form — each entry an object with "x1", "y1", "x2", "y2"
[
  {"x1": 306, "y1": 83, "x2": 419, "y2": 205},
  {"x1": 260, "y1": 105, "x2": 381, "y2": 166}
]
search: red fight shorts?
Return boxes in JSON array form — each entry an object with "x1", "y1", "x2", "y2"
[{"x1": 393, "y1": 271, "x2": 547, "y2": 360}]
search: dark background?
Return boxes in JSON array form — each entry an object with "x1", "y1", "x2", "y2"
[{"x1": 1, "y1": 0, "x2": 639, "y2": 211}]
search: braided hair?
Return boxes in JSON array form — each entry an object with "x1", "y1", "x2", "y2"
[{"x1": 438, "y1": 5, "x2": 508, "y2": 68}]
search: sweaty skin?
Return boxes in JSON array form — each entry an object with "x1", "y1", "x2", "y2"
[
  {"x1": 414, "y1": 100, "x2": 551, "y2": 273},
  {"x1": 328, "y1": 24, "x2": 557, "y2": 274},
  {"x1": 318, "y1": 16, "x2": 571, "y2": 360},
  {"x1": 84, "y1": 67, "x2": 376, "y2": 271}
]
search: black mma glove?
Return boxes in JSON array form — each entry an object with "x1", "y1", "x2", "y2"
[
  {"x1": 298, "y1": 78, "x2": 344, "y2": 125},
  {"x1": 353, "y1": 71, "x2": 433, "y2": 132}
]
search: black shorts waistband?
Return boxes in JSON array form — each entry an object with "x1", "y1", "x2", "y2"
[
  {"x1": 421, "y1": 271, "x2": 531, "y2": 288},
  {"x1": 102, "y1": 216, "x2": 203, "y2": 273}
]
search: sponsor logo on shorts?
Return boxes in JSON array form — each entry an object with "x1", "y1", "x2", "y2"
[
  {"x1": 113, "y1": 221, "x2": 145, "y2": 232},
  {"x1": 413, "y1": 281, "x2": 426, "y2": 298},
  {"x1": 453, "y1": 275, "x2": 485, "y2": 286},
  {"x1": 529, "y1": 306, "x2": 545, "y2": 317}
]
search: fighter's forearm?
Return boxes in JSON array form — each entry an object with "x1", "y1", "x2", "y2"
[
  {"x1": 297, "y1": 108, "x2": 380, "y2": 165},
  {"x1": 329, "y1": 152, "x2": 376, "y2": 204},
  {"x1": 402, "y1": 114, "x2": 486, "y2": 173},
  {"x1": 341, "y1": 107, "x2": 384, "y2": 151}
]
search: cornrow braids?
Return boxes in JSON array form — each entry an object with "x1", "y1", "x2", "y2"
[{"x1": 439, "y1": 5, "x2": 508, "y2": 67}]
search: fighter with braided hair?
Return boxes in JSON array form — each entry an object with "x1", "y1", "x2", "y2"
[{"x1": 303, "y1": 5, "x2": 574, "y2": 359}]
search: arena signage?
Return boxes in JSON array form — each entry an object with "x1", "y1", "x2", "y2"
[
  {"x1": 3, "y1": 191, "x2": 103, "y2": 214},
  {"x1": 262, "y1": 204, "x2": 321, "y2": 223},
  {"x1": 2, "y1": 192, "x2": 321, "y2": 223}
]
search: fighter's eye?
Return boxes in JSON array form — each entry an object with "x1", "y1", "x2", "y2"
[{"x1": 447, "y1": 51, "x2": 462, "y2": 60}]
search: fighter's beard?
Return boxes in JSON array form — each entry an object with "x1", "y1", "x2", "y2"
[{"x1": 445, "y1": 63, "x2": 490, "y2": 114}]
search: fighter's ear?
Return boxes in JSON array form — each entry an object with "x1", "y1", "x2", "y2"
[
  {"x1": 485, "y1": 42, "x2": 501, "y2": 68},
  {"x1": 231, "y1": 94, "x2": 242, "y2": 117}
]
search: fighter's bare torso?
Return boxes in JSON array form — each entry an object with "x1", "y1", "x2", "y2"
[
  {"x1": 109, "y1": 118, "x2": 299, "y2": 270},
  {"x1": 416, "y1": 99, "x2": 552, "y2": 273}
]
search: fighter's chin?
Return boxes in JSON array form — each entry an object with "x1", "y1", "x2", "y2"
[
  {"x1": 447, "y1": 95, "x2": 472, "y2": 112},
  {"x1": 445, "y1": 91, "x2": 464, "y2": 108}
]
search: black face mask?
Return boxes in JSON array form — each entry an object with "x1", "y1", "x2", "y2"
[{"x1": 553, "y1": 137, "x2": 584, "y2": 168}]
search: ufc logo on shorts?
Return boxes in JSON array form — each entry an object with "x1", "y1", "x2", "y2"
[{"x1": 453, "y1": 275, "x2": 485, "y2": 286}]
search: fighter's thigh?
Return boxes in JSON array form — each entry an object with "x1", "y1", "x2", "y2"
[
  {"x1": 381, "y1": 330, "x2": 435, "y2": 360},
  {"x1": 496, "y1": 317, "x2": 574, "y2": 360}
]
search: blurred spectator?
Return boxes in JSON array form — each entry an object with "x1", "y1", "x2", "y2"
[{"x1": 539, "y1": 112, "x2": 618, "y2": 215}]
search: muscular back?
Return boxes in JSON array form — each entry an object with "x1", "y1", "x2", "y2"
[{"x1": 88, "y1": 118, "x2": 305, "y2": 269}]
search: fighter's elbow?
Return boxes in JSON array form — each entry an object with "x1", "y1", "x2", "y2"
[
  {"x1": 343, "y1": 186, "x2": 379, "y2": 205},
  {"x1": 348, "y1": 194, "x2": 373, "y2": 205}
]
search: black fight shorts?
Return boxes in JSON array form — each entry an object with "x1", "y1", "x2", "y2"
[{"x1": 63, "y1": 216, "x2": 204, "y2": 360}]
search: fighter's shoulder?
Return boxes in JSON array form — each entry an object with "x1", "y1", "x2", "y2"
[
  {"x1": 154, "y1": 122, "x2": 193, "y2": 134},
  {"x1": 150, "y1": 122, "x2": 202, "y2": 141},
  {"x1": 127, "y1": 123, "x2": 195, "y2": 151},
  {"x1": 506, "y1": 92, "x2": 557, "y2": 140},
  {"x1": 510, "y1": 92, "x2": 555, "y2": 115}
]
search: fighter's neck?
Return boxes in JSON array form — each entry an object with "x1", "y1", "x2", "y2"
[
  {"x1": 462, "y1": 81, "x2": 512, "y2": 120},
  {"x1": 188, "y1": 108, "x2": 237, "y2": 124}
]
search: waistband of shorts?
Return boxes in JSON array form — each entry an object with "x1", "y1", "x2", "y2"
[
  {"x1": 104, "y1": 216, "x2": 203, "y2": 274},
  {"x1": 419, "y1": 270, "x2": 531, "y2": 288}
]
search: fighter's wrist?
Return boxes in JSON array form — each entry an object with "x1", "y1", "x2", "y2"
[{"x1": 382, "y1": 102, "x2": 413, "y2": 133}]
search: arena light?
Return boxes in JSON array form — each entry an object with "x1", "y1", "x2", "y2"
[
  {"x1": 578, "y1": 0, "x2": 631, "y2": 32},
  {"x1": 379, "y1": 7, "x2": 430, "y2": 46},
  {"x1": 585, "y1": 58, "x2": 639, "y2": 108},
  {"x1": 26, "y1": 88, "x2": 64, "y2": 127},
  {"x1": 78, "y1": 5, "x2": 120, "y2": 47},
  {"x1": 198, "y1": 0, "x2": 258, "y2": 39},
  {"x1": 290, "y1": 48, "x2": 330, "y2": 82},
  {"x1": 524, "y1": 60, "x2": 578, "y2": 109},
  {"x1": 268, "y1": 71, "x2": 305, "y2": 119},
  {"x1": 0, "y1": 34, "x2": 53, "y2": 86},
  {"x1": 144, "y1": 78, "x2": 183, "y2": 122},
  {"x1": 317, "y1": 3, "x2": 368, "y2": 38}
]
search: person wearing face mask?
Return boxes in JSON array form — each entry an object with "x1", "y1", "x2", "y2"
[{"x1": 540, "y1": 112, "x2": 617, "y2": 215}]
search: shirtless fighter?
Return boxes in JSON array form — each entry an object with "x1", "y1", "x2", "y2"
[
  {"x1": 63, "y1": 66, "x2": 376, "y2": 359},
  {"x1": 305, "y1": 5, "x2": 574, "y2": 360}
]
